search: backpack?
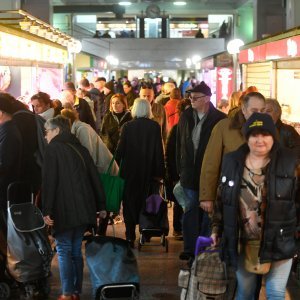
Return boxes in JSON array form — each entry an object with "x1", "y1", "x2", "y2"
[{"x1": 14, "y1": 110, "x2": 47, "y2": 168}]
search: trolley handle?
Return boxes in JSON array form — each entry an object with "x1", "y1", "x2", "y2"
[
  {"x1": 7, "y1": 181, "x2": 34, "y2": 207},
  {"x1": 194, "y1": 236, "x2": 216, "y2": 256}
]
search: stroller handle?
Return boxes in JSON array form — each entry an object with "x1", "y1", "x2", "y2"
[{"x1": 195, "y1": 236, "x2": 214, "y2": 256}]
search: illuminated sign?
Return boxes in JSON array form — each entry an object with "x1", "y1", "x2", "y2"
[
  {"x1": 239, "y1": 35, "x2": 300, "y2": 63},
  {"x1": 0, "y1": 31, "x2": 68, "y2": 64},
  {"x1": 216, "y1": 67, "x2": 233, "y2": 101}
]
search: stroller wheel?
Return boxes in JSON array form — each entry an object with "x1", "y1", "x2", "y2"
[{"x1": 0, "y1": 282, "x2": 10, "y2": 299}]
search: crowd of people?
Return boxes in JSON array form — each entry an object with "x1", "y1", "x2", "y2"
[{"x1": 0, "y1": 75, "x2": 299, "y2": 299}]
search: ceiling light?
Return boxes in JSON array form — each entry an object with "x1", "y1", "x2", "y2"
[
  {"x1": 227, "y1": 39, "x2": 245, "y2": 54},
  {"x1": 45, "y1": 29, "x2": 53, "y2": 40},
  {"x1": 29, "y1": 22, "x2": 39, "y2": 34},
  {"x1": 119, "y1": 1, "x2": 132, "y2": 5},
  {"x1": 192, "y1": 55, "x2": 201, "y2": 64},
  {"x1": 68, "y1": 40, "x2": 82, "y2": 54},
  {"x1": 174, "y1": 1, "x2": 186, "y2": 5},
  {"x1": 19, "y1": 18, "x2": 31, "y2": 31},
  {"x1": 51, "y1": 32, "x2": 59, "y2": 42},
  {"x1": 37, "y1": 26, "x2": 47, "y2": 37},
  {"x1": 186, "y1": 58, "x2": 192, "y2": 68}
]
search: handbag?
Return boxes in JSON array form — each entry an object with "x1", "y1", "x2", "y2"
[
  {"x1": 99, "y1": 155, "x2": 124, "y2": 213},
  {"x1": 244, "y1": 240, "x2": 271, "y2": 274}
]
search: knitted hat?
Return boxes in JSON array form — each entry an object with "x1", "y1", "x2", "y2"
[
  {"x1": 187, "y1": 81, "x2": 212, "y2": 96},
  {"x1": 243, "y1": 112, "x2": 276, "y2": 139},
  {"x1": 105, "y1": 81, "x2": 114, "y2": 91}
]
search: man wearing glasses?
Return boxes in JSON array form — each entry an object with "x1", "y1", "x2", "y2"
[{"x1": 176, "y1": 81, "x2": 226, "y2": 260}]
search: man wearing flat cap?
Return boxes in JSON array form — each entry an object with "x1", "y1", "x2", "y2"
[
  {"x1": 0, "y1": 93, "x2": 22, "y2": 210},
  {"x1": 176, "y1": 81, "x2": 226, "y2": 260}
]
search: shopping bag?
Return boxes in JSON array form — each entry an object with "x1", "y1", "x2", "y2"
[
  {"x1": 85, "y1": 236, "x2": 140, "y2": 298},
  {"x1": 99, "y1": 155, "x2": 124, "y2": 213}
]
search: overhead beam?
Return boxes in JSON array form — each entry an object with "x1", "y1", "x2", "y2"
[{"x1": 53, "y1": 5, "x2": 125, "y2": 18}]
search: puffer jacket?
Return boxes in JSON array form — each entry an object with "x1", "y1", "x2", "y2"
[{"x1": 214, "y1": 142, "x2": 299, "y2": 269}]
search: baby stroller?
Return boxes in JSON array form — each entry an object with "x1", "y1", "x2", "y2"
[
  {"x1": 138, "y1": 182, "x2": 169, "y2": 252},
  {"x1": 179, "y1": 237, "x2": 232, "y2": 300},
  {"x1": 4, "y1": 182, "x2": 53, "y2": 299},
  {"x1": 85, "y1": 234, "x2": 140, "y2": 300}
]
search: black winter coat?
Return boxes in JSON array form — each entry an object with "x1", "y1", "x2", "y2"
[
  {"x1": 166, "y1": 124, "x2": 179, "y2": 183},
  {"x1": 276, "y1": 119, "x2": 300, "y2": 158},
  {"x1": 218, "y1": 143, "x2": 299, "y2": 269},
  {"x1": 125, "y1": 90, "x2": 138, "y2": 108},
  {"x1": 116, "y1": 118, "x2": 165, "y2": 224},
  {"x1": 101, "y1": 111, "x2": 132, "y2": 154},
  {"x1": 74, "y1": 98, "x2": 96, "y2": 131},
  {"x1": 0, "y1": 120, "x2": 22, "y2": 209},
  {"x1": 165, "y1": 124, "x2": 179, "y2": 201},
  {"x1": 13, "y1": 110, "x2": 41, "y2": 193},
  {"x1": 42, "y1": 132, "x2": 106, "y2": 234},
  {"x1": 176, "y1": 103, "x2": 226, "y2": 190}
]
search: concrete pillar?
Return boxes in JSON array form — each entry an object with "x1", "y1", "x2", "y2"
[
  {"x1": 286, "y1": 0, "x2": 300, "y2": 29},
  {"x1": 254, "y1": 0, "x2": 285, "y2": 40}
]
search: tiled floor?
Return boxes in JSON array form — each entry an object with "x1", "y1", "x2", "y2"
[{"x1": 47, "y1": 208, "x2": 300, "y2": 300}]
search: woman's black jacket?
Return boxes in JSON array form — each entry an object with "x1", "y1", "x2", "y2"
[
  {"x1": 101, "y1": 111, "x2": 132, "y2": 154},
  {"x1": 42, "y1": 132, "x2": 106, "y2": 235},
  {"x1": 218, "y1": 142, "x2": 299, "y2": 269}
]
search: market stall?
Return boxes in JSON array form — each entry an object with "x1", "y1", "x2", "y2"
[{"x1": 239, "y1": 28, "x2": 300, "y2": 130}]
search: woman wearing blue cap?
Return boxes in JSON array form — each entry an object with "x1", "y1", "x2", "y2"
[{"x1": 211, "y1": 112, "x2": 300, "y2": 299}]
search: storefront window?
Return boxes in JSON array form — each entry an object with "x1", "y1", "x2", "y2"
[
  {"x1": 170, "y1": 19, "x2": 208, "y2": 38},
  {"x1": 277, "y1": 69, "x2": 300, "y2": 133}
]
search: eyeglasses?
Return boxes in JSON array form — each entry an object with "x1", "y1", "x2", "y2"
[{"x1": 189, "y1": 95, "x2": 206, "y2": 101}]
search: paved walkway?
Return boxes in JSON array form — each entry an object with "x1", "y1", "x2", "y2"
[{"x1": 47, "y1": 208, "x2": 300, "y2": 300}]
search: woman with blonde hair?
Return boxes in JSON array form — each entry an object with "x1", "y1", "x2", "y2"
[{"x1": 101, "y1": 93, "x2": 132, "y2": 154}]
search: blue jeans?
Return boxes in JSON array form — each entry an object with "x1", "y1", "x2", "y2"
[
  {"x1": 236, "y1": 254, "x2": 292, "y2": 300},
  {"x1": 182, "y1": 188, "x2": 211, "y2": 255},
  {"x1": 55, "y1": 225, "x2": 86, "y2": 295}
]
